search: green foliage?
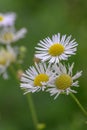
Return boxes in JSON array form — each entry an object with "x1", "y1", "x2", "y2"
[{"x1": 0, "y1": 0, "x2": 87, "y2": 129}]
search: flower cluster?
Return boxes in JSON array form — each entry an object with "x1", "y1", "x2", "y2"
[
  {"x1": 0, "y1": 12, "x2": 27, "y2": 79},
  {"x1": 20, "y1": 33, "x2": 82, "y2": 99}
]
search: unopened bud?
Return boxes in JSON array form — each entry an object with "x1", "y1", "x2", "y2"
[
  {"x1": 17, "y1": 69, "x2": 23, "y2": 79},
  {"x1": 33, "y1": 56, "x2": 41, "y2": 63},
  {"x1": 20, "y1": 46, "x2": 27, "y2": 53},
  {"x1": 37, "y1": 123, "x2": 46, "y2": 130}
]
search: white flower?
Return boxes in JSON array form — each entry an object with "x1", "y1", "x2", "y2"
[
  {"x1": 0, "y1": 46, "x2": 18, "y2": 79},
  {"x1": 0, "y1": 27, "x2": 27, "y2": 44},
  {"x1": 6, "y1": 45, "x2": 18, "y2": 63},
  {"x1": 0, "y1": 48, "x2": 9, "y2": 66},
  {"x1": 35, "y1": 33, "x2": 78, "y2": 63},
  {"x1": 0, "y1": 48, "x2": 9, "y2": 79},
  {"x1": 20, "y1": 62, "x2": 55, "y2": 94},
  {"x1": 0, "y1": 65, "x2": 8, "y2": 79},
  {"x1": 47, "y1": 63, "x2": 82, "y2": 99},
  {"x1": 0, "y1": 12, "x2": 16, "y2": 27}
]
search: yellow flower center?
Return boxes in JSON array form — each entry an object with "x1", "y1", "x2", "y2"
[
  {"x1": 3, "y1": 32, "x2": 13, "y2": 41},
  {"x1": 34, "y1": 73, "x2": 49, "y2": 86},
  {"x1": 55, "y1": 74, "x2": 73, "y2": 90},
  {"x1": 0, "y1": 57, "x2": 7, "y2": 65},
  {"x1": 0, "y1": 16, "x2": 4, "y2": 22},
  {"x1": 48, "y1": 43, "x2": 64, "y2": 56},
  {"x1": 6, "y1": 52, "x2": 16, "y2": 63}
]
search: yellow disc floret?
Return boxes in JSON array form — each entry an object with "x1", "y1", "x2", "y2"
[
  {"x1": 3, "y1": 32, "x2": 13, "y2": 42},
  {"x1": 0, "y1": 49, "x2": 8, "y2": 65},
  {"x1": 6, "y1": 52, "x2": 16, "y2": 63},
  {"x1": 0, "y1": 16, "x2": 4, "y2": 22},
  {"x1": 0, "y1": 56, "x2": 7, "y2": 65},
  {"x1": 48, "y1": 43, "x2": 64, "y2": 56},
  {"x1": 55, "y1": 74, "x2": 73, "y2": 90},
  {"x1": 34, "y1": 73, "x2": 49, "y2": 86}
]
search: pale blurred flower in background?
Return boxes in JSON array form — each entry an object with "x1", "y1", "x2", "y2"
[
  {"x1": 0, "y1": 45, "x2": 27, "y2": 79},
  {"x1": 0, "y1": 48, "x2": 10, "y2": 79},
  {"x1": 5, "y1": 45, "x2": 18, "y2": 63},
  {"x1": 0, "y1": 27, "x2": 27, "y2": 44},
  {"x1": 0, "y1": 12, "x2": 16, "y2": 27},
  {"x1": 0, "y1": 12, "x2": 27, "y2": 79}
]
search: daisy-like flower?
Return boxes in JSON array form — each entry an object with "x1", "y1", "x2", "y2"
[
  {"x1": 6, "y1": 45, "x2": 18, "y2": 63},
  {"x1": 0, "y1": 46, "x2": 18, "y2": 79},
  {"x1": 0, "y1": 12, "x2": 16, "y2": 27},
  {"x1": 47, "y1": 63, "x2": 82, "y2": 99},
  {"x1": 0, "y1": 27, "x2": 27, "y2": 44},
  {"x1": 0, "y1": 48, "x2": 9, "y2": 79},
  {"x1": 0, "y1": 48, "x2": 9, "y2": 66},
  {"x1": 35, "y1": 33, "x2": 78, "y2": 63},
  {"x1": 20, "y1": 62, "x2": 55, "y2": 94}
]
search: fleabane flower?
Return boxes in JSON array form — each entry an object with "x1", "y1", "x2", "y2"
[
  {"x1": 6, "y1": 45, "x2": 18, "y2": 63},
  {"x1": 35, "y1": 33, "x2": 78, "y2": 63},
  {"x1": 0, "y1": 12, "x2": 16, "y2": 27},
  {"x1": 0, "y1": 48, "x2": 9, "y2": 79},
  {"x1": 0, "y1": 27, "x2": 27, "y2": 44},
  {"x1": 47, "y1": 63, "x2": 82, "y2": 99},
  {"x1": 20, "y1": 62, "x2": 55, "y2": 94},
  {"x1": 0, "y1": 50, "x2": 8, "y2": 65},
  {"x1": 0, "y1": 46, "x2": 18, "y2": 79}
]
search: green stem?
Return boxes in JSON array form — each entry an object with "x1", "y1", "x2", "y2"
[
  {"x1": 70, "y1": 93, "x2": 87, "y2": 116},
  {"x1": 27, "y1": 94, "x2": 39, "y2": 130},
  {"x1": 9, "y1": 65, "x2": 19, "y2": 82},
  {"x1": 9, "y1": 65, "x2": 40, "y2": 130}
]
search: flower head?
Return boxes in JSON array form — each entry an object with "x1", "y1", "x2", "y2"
[
  {"x1": 6, "y1": 45, "x2": 18, "y2": 63},
  {"x1": 35, "y1": 33, "x2": 78, "y2": 63},
  {"x1": 0, "y1": 27, "x2": 27, "y2": 44},
  {"x1": 0, "y1": 12, "x2": 16, "y2": 27},
  {"x1": 47, "y1": 63, "x2": 82, "y2": 99},
  {"x1": 0, "y1": 46, "x2": 18, "y2": 79},
  {"x1": 0, "y1": 48, "x2": 9, "y2": 79},
  {"x1": 20, "y1": 62, "x2": 55, "y2": 94}
]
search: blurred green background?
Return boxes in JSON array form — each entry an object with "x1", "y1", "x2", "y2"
[{"x1": 0, "y1": 0, "x2": 87, "y2": 130}]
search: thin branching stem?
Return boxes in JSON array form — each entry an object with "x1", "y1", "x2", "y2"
[
  {"x1": 9, "y1": 65, "x2": 42, "y2": 130},
  {"x1": 70, "y1": 93, "x2": 87, "y2": 116}
]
